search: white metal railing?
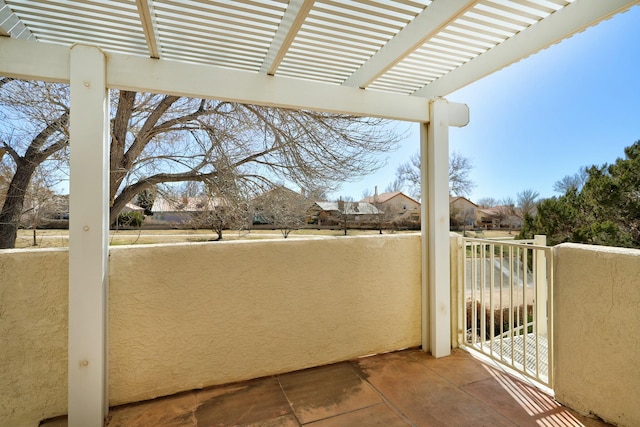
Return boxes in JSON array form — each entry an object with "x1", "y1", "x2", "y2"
[{"x1": 459, "y1": 235, "x2": 553, "y2": 388}]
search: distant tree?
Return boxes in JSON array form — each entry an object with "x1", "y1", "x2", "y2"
[
  {"x1": 476, "y1": 197, "x2": 497, "y2": 208},
  {"x1": 0, "y1": 79, "x2": 401, "y2": 248},
  {"x1": 136, "y1": 187, "x2": 156, "y2": 216},
  {"x1": 384, "y1": 178, "x2": 404, "y2": 193},
  {"x1": 259, "y1": 186, "x2": 310, "y2": 238},
  {"x1": 20, "y1": 169, "x2": 64, "y2": 246},
  {"x1": 553, "y1": 166, "x2": 588, "y2": 194},
  {"x1": 516, "y1": 189, "x2": 540, "y2": 218},
  {"x1": 0, "y1": 80, "x2": 69, "y2": 249},
  {"x1": 189, "y1": 174, "x2": 247, "y2": 241},
  {"x1": 519, "y1": 189, "x2": 586, "y2": 246},
  {"x1": 449, "y1": 151, "x2": 475, "y2": 197},
  {"x1": 520, "y1": 140, "x2": 640, "y2": 248},
  {"x1": 395, "y1": 151, "x2": 474, "y2": 200}
]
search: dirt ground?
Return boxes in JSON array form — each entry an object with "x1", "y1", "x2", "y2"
[
  {"x1": 11, "y1": 228, "x2": 516, "y2": 249},
  {"x1": 12, "y1": 228, "x2": 421, "y2": 249}
]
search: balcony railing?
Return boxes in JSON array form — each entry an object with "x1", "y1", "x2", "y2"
[{"x1": 459, "y1": 236, "x2": 553, "y2": 388}]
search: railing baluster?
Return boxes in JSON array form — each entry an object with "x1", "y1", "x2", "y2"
[
  {"x1": 459, "y1": 236, "x2": 553, "y2": 388},
  {"x1": 480, "y1": 242, "x2": 486, "y2": 348},
  {"x1": 489, "y1": 242, "x2": 495, "y2": 357}
]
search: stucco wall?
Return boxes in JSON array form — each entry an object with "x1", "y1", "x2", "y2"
[
  {"x1": 554, "y1": 243, "x2": 640, "y2": 427},
  {"x1": 1, "y1": 234, "x2": 422, "y2": 425},
  {"x1": 0, "y1": 249, "x2": 69, "y2": 427},
  {"x1": 108, "y1": 234, "x2": 422, "y2": 405}
]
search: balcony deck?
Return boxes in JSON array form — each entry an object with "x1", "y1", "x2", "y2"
[{"x1": 43, "y1": 348, "x2": 610, "y2": 427}]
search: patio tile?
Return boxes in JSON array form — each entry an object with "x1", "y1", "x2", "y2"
[
  {"x1": 106, "y1": 391, "x2": 198, "y2": 427},
  {"x1": 80, "y1": 348, "x2": 615, "y2": 427},
  {"x1": 278, "y1": 362, "x2": 382, "y2": 424},
  {"x1": 303, "y1": 403, "x2": 412, "y2": 426},
  {"x1": 241, "y1": 414, "x2": 301, "y2": 427},
  {"x1": 194, "y1": 377, "x2": 292, "y2": 426},
  {"x1": 414, "y1": 349, "x2": 494, "y2": 386},
  {"x1": 462, "y1": 371, "x2": 613, "y2": 427},
  {"x1": 356, "y1": 350, "x2": 515, "y2": 426}
]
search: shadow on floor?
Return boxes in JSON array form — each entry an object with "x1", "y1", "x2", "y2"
[{"x1": 42, "y1": 348, "x2": 611, "y2": 426}]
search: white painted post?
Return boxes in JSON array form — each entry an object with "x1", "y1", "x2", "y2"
[
  {"x1": 420, "y1": 98, "x2": 451, "y2": 358},
  {"x1": 534, "y1": 235, "x2": 548, "y2": 336},
  {"x1": 420, "y1": 122, "x2": 430, "y2": 353},
  {"x1": 68, "y1": 45, "x2": 110, "y2": 427}
]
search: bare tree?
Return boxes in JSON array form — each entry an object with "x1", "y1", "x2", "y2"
[
  {"x1": 0, "y1": 80, "x2": 401, "y2": 248},
  {"x1": 449, "y1": 151, "x2": 475, "y2": 197},
  {"x1": 384, "y1": 178, "x2": 404, "y2": 193},
  {"x1": 395, "y1": 150, "x2": 474, "y2": 200},
  {"x1": 476, "y1": 197, "x2": 498, "y2": 208},
  {"x1": 19, "y1": 166, "x2": 67, "y2": 246},
  {"x1": 516, "y1": 189, "x2": 540, "y2": 218},
  {"x1": 369, "y1": 195, "x2": 393, "y2": 235},
  {"x1": 497, "y1": 197, "x2": 517, "y2": 233},
  {"x1": 396, "y1": 154, "x2": 420, "y2": 199},
  {"x1": 553, "y1": 166, "x2": 588, "y2": 194},
  {"x1": 188, "y1": 171, "x2": 248, "y2": 241},
  {"x1": 256, "y1": 186, "x2": 310, "y2": 238},
  {"x1": 0, "y1": 80, "x2": 69, "y2": 248}
]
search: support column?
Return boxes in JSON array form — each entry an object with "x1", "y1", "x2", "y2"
[
  {"x1": 534, "y1": 234, "x2": 548, "y2": 336},
  {"x1": 420, "y1": 98, "x2": 451, "y2": 358},
  {"x1": 68, "y1": 45, "x2": 110, "y2": 427}
]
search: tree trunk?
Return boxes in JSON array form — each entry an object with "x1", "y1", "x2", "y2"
[{"x1": 0, "y1": 163, "x2": 37, "y2": 248}]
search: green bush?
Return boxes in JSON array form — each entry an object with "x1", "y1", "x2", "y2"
[{"x1": 117, "y1": 211, "x2": 144, "y2": 228}]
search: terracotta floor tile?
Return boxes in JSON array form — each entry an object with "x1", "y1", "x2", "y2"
[
  {"x1": 91, "y1": 348, "x2": 615, "y2": 427},
  {"x1": 417, "y1": 349, "x2": 494, "y2": 386},
  {"x1": 106, "y1": 391, "x2": 198, "y2": 427},
  {"x1": 462, "y1": 369, "x2": 613, "y2": 427},
  {"x1": 356, "y1": 350, "x2": 515, "y2": 427},
  {"x1": 303, "y1": 403, "x2": 412, "y2": 427},
  {"x1": 194, "y1": 377, "x2": 292, "y2": 426},
  {"x1": 242, "y1": 414, "x2": 301, "y2": 427},
  {"x1": 278, "y1": 362, "x2": 382, "y2": 424},
  {"x1": 38, "y1": 417, "x2": 68, "y2": 427}
]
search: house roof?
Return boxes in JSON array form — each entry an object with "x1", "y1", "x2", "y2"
[
  {"x1": 361, "y1": 191, "x2": 420, "y2": 205},
  {"x1": 2, "y1": 1, "x2": 635, "y2": 120},
  {"x1": 449, "y1": 196, "x2": 478, "y2": 207},
  {"x1": 314, "y1": 201, "x2": 381, "y2": 215},
  {"x1": 122, "y1": 203, "x2": 144, "y2": 213},
  {"x1": 152, "y1": 196, "x2": 226, "y2": 213}
]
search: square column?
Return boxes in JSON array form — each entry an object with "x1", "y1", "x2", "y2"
[
  {"x1": 420, "y1": 98, "x2": 469, "y2": 358},
  {"x1": 68, "y1": 45, "x2": 110, "y2": 426}
]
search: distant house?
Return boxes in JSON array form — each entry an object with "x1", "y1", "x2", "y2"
[
  {"x1": 361, "y1": 191, "x2": 420, "y2": 222},
  {"x1": 151, "y1": 196, "x2": 225, "y2": 224},
  {"x1": 476, "y1": 205, "x2": 522, "y2": 230},
  {"x1": 120, "y1": 203, "x2": 145, "y2": 215},
  {"x1": 449, "y1": 196, "x2": 478, "y2": 229},
  {"x1": 306, "y1": 201, "x2": 381, "y2": 225}
]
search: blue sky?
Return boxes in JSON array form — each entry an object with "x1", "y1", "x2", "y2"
[{"x1": 335, "y1": 5, "x2": 640, "y2": 203}]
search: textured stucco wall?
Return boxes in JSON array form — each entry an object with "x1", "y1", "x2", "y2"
[
  {"x1": 0, "y1": 248, "x2": 69, "y2": 427},
  {"x1": 108, "y1": 234, "x2": 422, "y2": 405},
  {"x1": 2, "y1": 235, "x2": 422, "y2": 425},
  {"x1": 554, "y1": 243, "x2": 640, "y2": 427}
]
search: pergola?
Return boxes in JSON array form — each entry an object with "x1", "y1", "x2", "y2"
[{"x1": 1, "y1": 1, "x2": 637, "y2": 425}]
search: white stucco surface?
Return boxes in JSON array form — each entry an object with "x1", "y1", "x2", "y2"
[
  {"x1": 108, "y1": 234, "x2": 422, "y2": 405},
  {"x1": 0, "y1": 248, "x2": 69, "y2": 427},
  {"x1": 1, "y1": 234, "x2": 422, "y2": 425},
  {"x1": 554, "y1": 243, "x2": 640, "y2": 427}
]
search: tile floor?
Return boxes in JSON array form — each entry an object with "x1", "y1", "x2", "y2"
[{"x1": 42, "y1": 348, "x2": 611, "y2": 427}]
